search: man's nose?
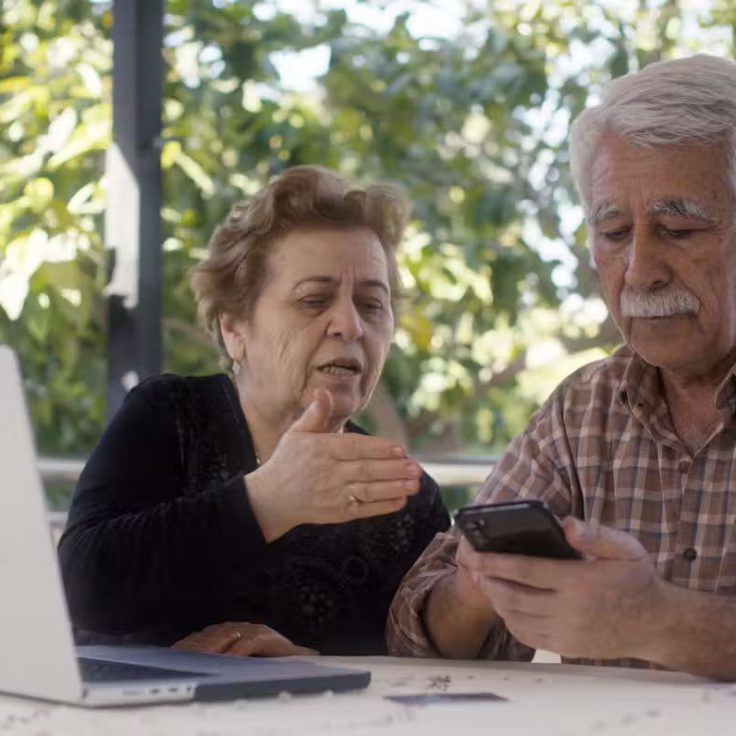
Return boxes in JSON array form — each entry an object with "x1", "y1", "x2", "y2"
[
  {"x1": 326, "y1": 298, "x2": 364, "y2": 340},
  {"x1": 624, "y1": 229, "x2": 671, "y2": 292}
]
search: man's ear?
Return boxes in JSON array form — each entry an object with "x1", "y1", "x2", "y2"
[{"x1": 219, "y1": 312, "x2": 246, "y2": 362}]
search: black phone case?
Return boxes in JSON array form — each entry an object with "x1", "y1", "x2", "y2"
[{"x1": 456, "y1": 501, "x2": 580, "y2": 559}]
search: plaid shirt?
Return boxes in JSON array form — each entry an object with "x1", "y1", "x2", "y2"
[{"x1": 387, "y1": 345, "x2": 736, "y2": 666}]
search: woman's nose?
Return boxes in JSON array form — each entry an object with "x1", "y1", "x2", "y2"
[{"x1": 327, "y1": 299, "x2": 364, "y2": 340}]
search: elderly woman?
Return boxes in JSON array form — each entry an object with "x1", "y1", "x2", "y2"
[{"x1": 58, "y1": 165, "x2": 449, "y2": 656}]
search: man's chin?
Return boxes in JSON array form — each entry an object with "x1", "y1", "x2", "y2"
[{"x1": 629, "y1": 339, "x2": 697, "y2": 371}]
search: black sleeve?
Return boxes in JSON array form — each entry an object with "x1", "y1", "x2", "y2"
[
  {"x1": 377, "y1": 469, "x2": 450, "y2": 604},
  {"x1": 57, "y1": 377, "x2": 267, "y2": 637},
  {"x1": 405, "y1": 470, "x2": 451, "y2": 570}
]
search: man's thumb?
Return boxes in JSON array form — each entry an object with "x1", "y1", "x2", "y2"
[
  {"x1": 562, "y1": 517, "x2": 646, "y2": 561},
  {"x1": 288, "y1": 389, "x2": 333, "y2": 434}
]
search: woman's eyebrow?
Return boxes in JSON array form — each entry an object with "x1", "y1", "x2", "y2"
[
  {"x1": 357, "y1": 279, "x2": 389, "y2": 294},
  {"x1": 293, "y1": 276, "x2": 335, "y2": 289},
  {"x1": 293, "y1": 276, "x2": 389, "y2": 294}
]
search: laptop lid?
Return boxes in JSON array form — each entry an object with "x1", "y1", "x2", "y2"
[
  {"x1": 0, "y1": 345, "x2": 83, "y2": 703},
  {"x1": 0, "y1": 346, "x2": 371, "y2": 705}
]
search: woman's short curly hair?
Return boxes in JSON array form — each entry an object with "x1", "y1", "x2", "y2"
[{"x1": 191, "y1": 165, "x2": 410, "y2": 365}]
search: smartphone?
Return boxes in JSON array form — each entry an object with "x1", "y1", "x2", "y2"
[{"x1": 455, "y1": 500, "x2": 580, "y2": 559}]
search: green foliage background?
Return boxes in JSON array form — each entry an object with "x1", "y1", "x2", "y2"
[{"x1": 1, "y1": 0, "x2": 734, "y2": 478}]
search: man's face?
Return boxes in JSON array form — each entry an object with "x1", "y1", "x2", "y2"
[{"x1": 589, "y1": 134, "x2": 736, "y2": 381}]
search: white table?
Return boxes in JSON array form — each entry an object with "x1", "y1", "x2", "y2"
[{"x1": 0, "y1": 657, "x2": 733, "y2": 736}]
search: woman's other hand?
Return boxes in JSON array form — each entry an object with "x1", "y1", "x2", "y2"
[
  {"x1": 172, "y1": 622, "x2": 318, "y2": 657},
  {"x1": 246, "y1": 388, "x2": 421, "y2": 541}
]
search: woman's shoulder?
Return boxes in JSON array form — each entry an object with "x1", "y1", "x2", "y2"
[
  {"x1": 123, "y1": 372, "x2": 232, "y2": 412},
  {"x1": 128, "y1": 372, "x2": 227, "y2": 398},
  {"x1": 111, "y1": 374, "x2": 238, "y2": 445}
]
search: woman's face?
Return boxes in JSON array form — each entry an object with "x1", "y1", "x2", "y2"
[{"x1": 225, "y1": 226, "x2": 395, "y2": 429}]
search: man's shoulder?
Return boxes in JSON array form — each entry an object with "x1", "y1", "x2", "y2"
[
  {"x1": 549, "y1": 345, "x2": 633, "y2": 411},
  {"x1": 559, "y1": 345, "x2": 631, "y2": 385}
]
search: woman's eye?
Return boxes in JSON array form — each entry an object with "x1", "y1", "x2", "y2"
[
  {"x1": 360, "y1": 300, "x2": 384, "y2": 314},
  {"x1": 300, "y1": 297, "x2": 328, "y2": 309}
]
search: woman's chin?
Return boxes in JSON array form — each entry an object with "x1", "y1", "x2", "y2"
[
  {"x1": 302, "y1": 379, "x2": 368, "y2": 426},
  {"x1": 330, "y1": 395, "x2": 361, "y2": 426}
]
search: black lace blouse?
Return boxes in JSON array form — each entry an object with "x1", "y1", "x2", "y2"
[{"x1": 58, "y1": 374, "x2": 449, "y2": 655}]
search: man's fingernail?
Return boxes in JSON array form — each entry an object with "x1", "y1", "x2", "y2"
[{"x1": 392, "y1": 445, "x2": 406, "y2": 457}]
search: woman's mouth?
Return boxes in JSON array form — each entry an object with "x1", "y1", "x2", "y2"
[{"x1": 317, "y1": 358, "x2": 362, "y2": 376}]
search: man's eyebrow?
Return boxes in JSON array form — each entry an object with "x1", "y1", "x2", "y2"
[
  {"x1": 293, "y1": 276, "x2": 389, "y2": 294},
  {"x1": 648, "y1": 198, "x2": 716, "y2": 223},
  {"x1": 589, "y1": 202, "x2": 625, "y2": 226},
  {"x1": 588, "y1": 199, "x2": 717, "y2": 226}
]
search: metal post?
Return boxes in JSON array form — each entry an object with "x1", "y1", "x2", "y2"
[{"x1": 105, "y1": 0, "x2": 164, "y2": 417}]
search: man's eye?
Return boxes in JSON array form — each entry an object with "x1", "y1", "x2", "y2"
[
  {"x1": 600, "y1": 228, "x2": 630, "y2": 242},
  {"x1": 662, "y1": 228, "x2": 693, "y2": 240}
]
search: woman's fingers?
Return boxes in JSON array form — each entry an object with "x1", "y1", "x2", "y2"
[
  {"x1": 172, "y1": 622, "x2": 317, "y2": 658},
  {"x1": 172, "y1": 628, "x2": 242, "y2": 654},
  {"x1": 348, "y1": 496, "x2": 409, "y2": 520},
  {"x1": 347, "y1": 478, "x2": 420, "y2": 503},
  {"x1": 327, "y1": 433, "x2": 406, "y2": 461},
  {"x1": 342, "y1": 458, "x2": 421, "y2": 484},
  {"x1": 248, "y1": 427, "x2": 425, "y2": 534},
  {"x1": 228, "y1": 633, "x2": 318, "y2": 657}
]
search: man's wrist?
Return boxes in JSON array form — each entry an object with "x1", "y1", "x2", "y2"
[
  {"x1": 453, "y1": 566, "x2": 497, "y2": 615},
  {"x1": 632, "y1": 577, "x2": 677, "y2": 664},
  {"x1": 424, "y1": 570, "x2": 497, "y2": 659}
]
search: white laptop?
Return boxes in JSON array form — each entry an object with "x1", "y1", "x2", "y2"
[{"x1": 0, "y1": 345, "x2": 370, "y2": 706}]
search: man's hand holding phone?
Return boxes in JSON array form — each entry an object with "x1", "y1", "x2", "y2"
[
  {"x1": 451, "y1": 502, "x2": 666, "y2": 662},
  {"x1": 451, "y1": 500, "x2": 571, "y2": 645}
]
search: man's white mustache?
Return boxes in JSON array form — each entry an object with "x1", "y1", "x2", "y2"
[{"x1": 620, "y1": 287, "x2": 700, "y2": 318}]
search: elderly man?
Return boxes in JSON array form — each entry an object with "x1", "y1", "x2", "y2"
[{"x1": 387, "y1": 54, "x2": 736, "y2": 679}]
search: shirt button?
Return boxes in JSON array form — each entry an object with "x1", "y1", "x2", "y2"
[
  {"x1": 678, "y1": 461, "x2": 690, "y2": 474},
  {"x1": 682, "y1": 547, "x2": 697, "y2": 562}
]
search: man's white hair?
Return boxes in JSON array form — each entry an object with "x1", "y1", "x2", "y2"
[{"x1": 570, "y1": 55, "x2": 736, "y2": 216}]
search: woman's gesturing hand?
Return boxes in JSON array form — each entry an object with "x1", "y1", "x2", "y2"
[
  {"x1": 172, "y1": 622, "x2": 318, "y2": 657},
  {"x1": 246, "y1": 389, "x2": 422, "y2": 541}
]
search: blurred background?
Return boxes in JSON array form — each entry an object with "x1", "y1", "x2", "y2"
[{"x1": 1, "y1": 0, "x2": 734, "y2": 515}]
